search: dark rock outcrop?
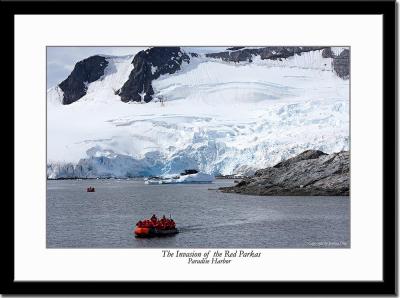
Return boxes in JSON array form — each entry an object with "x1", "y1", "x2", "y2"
[
  {"x1": 207, "y1": 46, "x2": 350, "y2": 79},
  {"x1": 332, "y1": 49, "x2": 350, "y2": 79},
  {"x1": 117, "y1": 47, "x2": 190, "y2": 103},
  {"x1": 219, "y1": 150, "x2": 349, "y2": 196},
  {"x1": 59, "y1": 55, "x2": 108, "y2": 105},
  {"x1": 206, "y1": 46, "x2": 326, "y2": 63},
  {"x1": 322, "y1": 47, "x2": 334, "y2": 58},
  {"x1": 226, "y1": 46, "x2": 245, "y2": 51},
  {"x1": 272, "y1": 150, "x2": 327, "y2": 169}
]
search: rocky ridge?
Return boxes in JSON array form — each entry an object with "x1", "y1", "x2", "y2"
[
  {"x1": 59, "y1": 55, "x2": 108, "y2": 105},
  {"x1": 219, "y1": 150, "x2": 349, "y2": 196},
  {"x1": 117, "y1": 47, "x2": 190, "y2": 103},
  {"x1": 207, "y1": 46, "x2": 350, "y2": 79},
  {"x1": 206, "y1": 46, "x2": 325, "y2": 62}
]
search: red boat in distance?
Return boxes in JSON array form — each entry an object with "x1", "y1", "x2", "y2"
[
  {"x1": 87, "y1": 186, "x2": 95, "y2": 192},
  {"x1": 134, "y1": 214, "x2": 179, "y2": 238}
]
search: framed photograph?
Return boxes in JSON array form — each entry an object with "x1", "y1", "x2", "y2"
[{"x1": 4, "y1": 0, "x2": 396, "y2": 295}]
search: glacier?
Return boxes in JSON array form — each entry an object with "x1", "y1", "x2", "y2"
[{"x1": 47, "y1": 47, "x2": 349, "y2": 179}]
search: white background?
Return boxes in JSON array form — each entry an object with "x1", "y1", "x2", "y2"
[{"x1": 14, "y1": 15, "x2": 383, "y2": 282}]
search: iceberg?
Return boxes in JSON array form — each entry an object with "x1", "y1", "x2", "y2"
[{"x1": 145, "y1": 171, "x2": 214, "y2": 185}]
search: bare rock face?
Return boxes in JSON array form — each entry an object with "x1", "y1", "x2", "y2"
[
  {"x1": 206, "y1": 46, "x2": 326, "y2": 63},
  {"x1": 219, "y1": 150, "x2": 349, "y2": 196},
  {"x1": 117, "y1": 47, "x2": 190, "y2": 103},
  {"x1": 59, "y1": 55, "x2": 108, "y2": 105},
  {"x1": 271, "y1": 150, "x2": 328, "y2": 170},
  {"x1": 333, "y1": 49, "x2": 350, "y2": 79},
  {"x1": 207, "y1": 46, "x2": 350, "y2": 79},
  {"x1": 320, "y1": 47, "x2": 349, "y2": 79},
  {"x1": 322, "y1": 47, "x2": 334, "y2": 58}
]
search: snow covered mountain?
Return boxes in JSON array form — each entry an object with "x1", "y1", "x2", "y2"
[{"x1": 47, "y1": 46, "x2": 349, "y2": 179}]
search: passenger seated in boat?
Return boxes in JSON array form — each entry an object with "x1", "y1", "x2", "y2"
[
  {"x1": 167, "y1": 220, "x2": 173, "y2": 229},
  {"x1": 155, "y1": 221, "x2": 163, "y2": 229},
  {"x1": 142, "y1": 220, "x2": 149, "y2": 228}
]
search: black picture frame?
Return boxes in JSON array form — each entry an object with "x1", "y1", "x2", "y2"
[{"x1": 2, "y1": 0, "x2": 396, "y2": 295}]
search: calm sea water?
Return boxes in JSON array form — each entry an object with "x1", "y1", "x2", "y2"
[{"x1": 47, "y1": 179, "x2": 350, "y2": 248}]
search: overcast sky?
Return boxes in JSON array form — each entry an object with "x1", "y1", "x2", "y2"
[{"x1": 47, "y1": 46, "x2": 229, "y2": 88}]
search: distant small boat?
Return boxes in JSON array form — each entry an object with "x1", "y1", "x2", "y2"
[{"x1": 87, "y1": 187, "x2": 95, "y2": 192}]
